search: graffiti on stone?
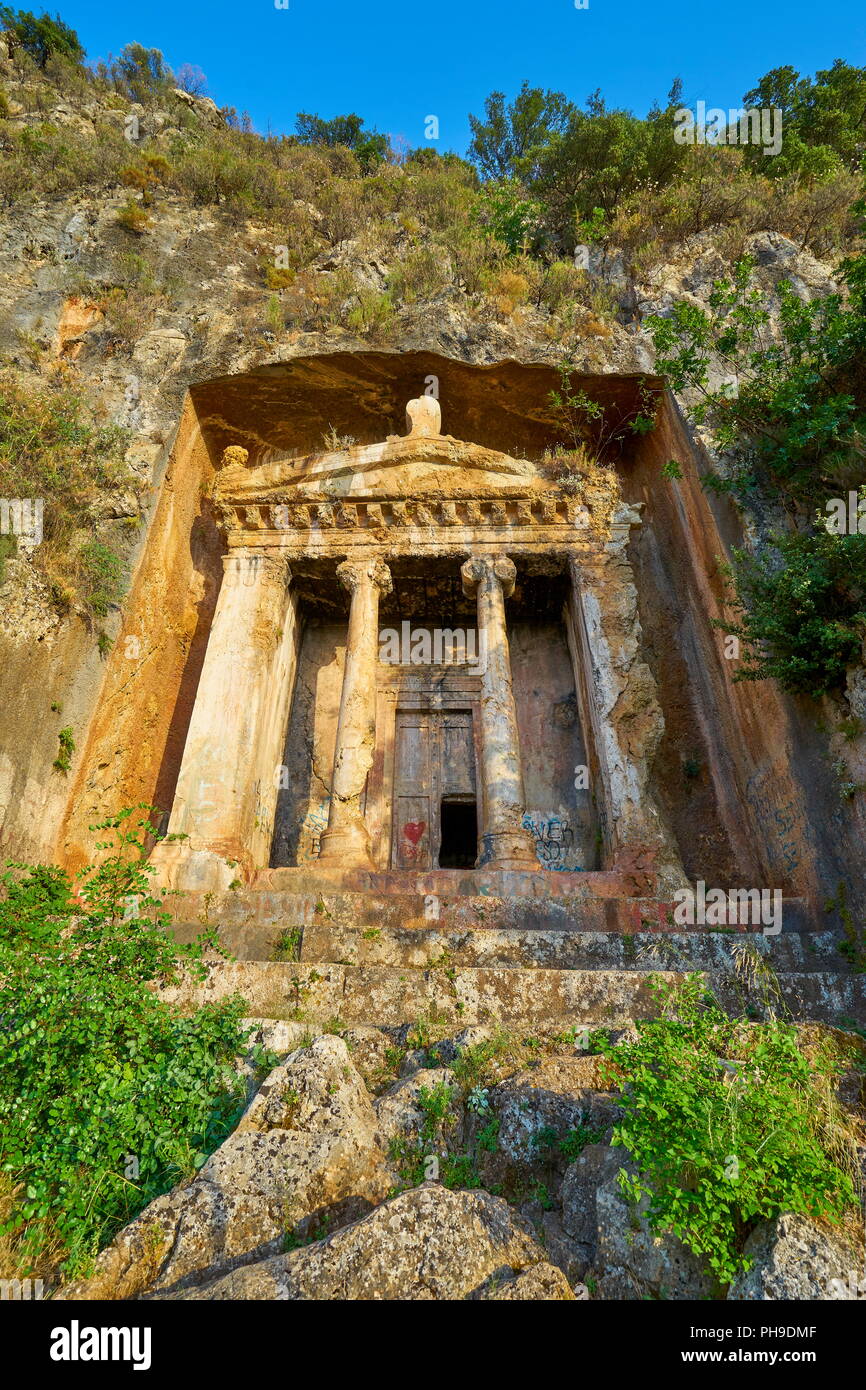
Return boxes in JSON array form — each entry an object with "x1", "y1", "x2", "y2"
[{"x1": 522, "y1": 811, "x2": 582, "y2": 870}]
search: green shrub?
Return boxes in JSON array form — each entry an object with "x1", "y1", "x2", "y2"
[
  {"x1": 0, "y1": 809, "x2": 254, "y2": 1279},
  {"x1": 0, "y1": 374, "x2": 133, "y2": 615},
  {"x1": 0, "y1": 531, "x2": 15, "y2": 585},
  {"x1": 77, "y1": 540, "x2": 125, "y2": 619},
  {"x1": 473, "y1": 177, "x2": 542, "y2": 255},
  {"x1": 648, "y1": 236, "x2": 866, "y2": 694},
  {"x1": 600, "y1": 976, "x2": 861, "y2": 1285},
  {"x1": 386, "y1": 245, "x2": 450, "y2": 304},
  {"x1": 115, "y1": 197, "x2": 150, "y2": 233},
  {"x1": 100, "y1": 42, "x2": 173, "y2": 105},
  {"x1": 52, "y1": 725, "x2": 74, "y2": 773},
  {"x1": 537, "y1": 258, "x2": 589, "y2": 313},
  {"x1": 345, "y1": 287, "x2": 394, "y2": 335},
  {"x1": 294, "y1": 111, "x2": 389, "y2": 171},
  {"x1": 720, "y1": 531, "x2": 866, "y2": 695}
]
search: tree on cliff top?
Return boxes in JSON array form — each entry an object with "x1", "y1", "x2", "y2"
[{"x1": 0, "y1": 6, "x2": 83, "y2": 67}]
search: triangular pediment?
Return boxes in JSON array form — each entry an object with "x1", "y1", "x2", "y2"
[{"x1": 216, "y1": 435, "x2": 551, "y2": 506}]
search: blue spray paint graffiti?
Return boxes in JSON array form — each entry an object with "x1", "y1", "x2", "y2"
[{"x1": 522, "y1": 812, "x2": 584, "y2": 871}]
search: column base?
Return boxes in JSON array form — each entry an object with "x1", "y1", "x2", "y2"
[
  {"x1": 317, "y1": 819, "x2": 376, "y2": 870},
  {"x1": 477, "y1": 829, "x2": 540, "y2": 872},
  {"x1": 149, "y1": 842, "x2": 240, "y2": 894}
]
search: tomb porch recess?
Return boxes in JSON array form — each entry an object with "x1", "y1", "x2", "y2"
[{"x1": 149, "y1": 394, "x2": 686, "y2": 896}]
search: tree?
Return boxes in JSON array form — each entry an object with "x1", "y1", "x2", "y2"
[
  {"x1": 531, "y1": 82, "x2": 687, "y2": 246},
  {"x1": 742, "y1": 60, "x2": 866, "y2": 175},
  {"x1": 0, "y1": 7, "x2": 84, "y2": 68},
  {"x1": 109, "y1": 43, "x2": 172, "y2": 104},
  {"x1": 294, "y1": 111, "x2": 390, "y2": 171},
  {"x1": 467, "y1": 79, "x2": 687, "y2": 248},
  {"x1": 174, "y1": 62, "x2": 208, "y2": 97},
  {"x1": 468, "y1": 81, "x2": 576, "y2": 180}
]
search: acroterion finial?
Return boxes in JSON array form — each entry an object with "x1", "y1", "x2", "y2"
[{"x1": 405, "y1": 395, "x2": 441, "y2": 438}]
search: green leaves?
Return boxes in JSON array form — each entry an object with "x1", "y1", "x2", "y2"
[
  {"x1": 0, "y1": 811, "x2": 251, "y2": 1277},
  {"x1": 718, "y1": 530, "x2": 866, "y2": 694},
  {"x1": 600, "y1": 978, "x2": 860, "y2": 1285},
  {"x1": 647, "y1": 239, "x2": 866, "y2": 694}
]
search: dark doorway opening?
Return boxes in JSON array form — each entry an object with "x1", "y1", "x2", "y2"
[{"x1": 439, "y1": 799, "x2": 477, "y2": 868}]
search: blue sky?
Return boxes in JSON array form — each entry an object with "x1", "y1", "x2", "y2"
[{"x1": 59, "y1": 0, "x2": 865, "y2": 154}]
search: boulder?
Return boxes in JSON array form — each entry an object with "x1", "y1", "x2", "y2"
[
  {"x1": 338, "y1": 1025, "x2": 394, "y2": 1089},
  {"x1": 425, "y1": 1025, "x2": 497, "y2": 1066},
  {"x1": 492, "y1": 1056, "x2": 619, "y2": 1165},
  {"x1": 240, "y1": 1018, "x2": 322, "y2": 1057},
  {"x1": 728, "y1": 1213, "x2": 864, "y2": 1301},
  {"x1": 475, "y1": 1262, "x2": 575, "y2": 1300},
  {"x1": 592, "y1": 1163, "x2": 718, "y2": 1300},
  {"x1": 160, "y1": 1184, "x2": 565, "y2": 1300},
  {"x1": 538, "y1": 1210, "x2": 592, "y2": 1285},
  {"x1": 375, "y1": 1068, "x2": 464, "y2": 1148},
  {"x1": 560, "y1": 1142, "x2": 624, "y2": 1271}
]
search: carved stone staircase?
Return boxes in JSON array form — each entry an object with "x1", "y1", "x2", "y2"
[{"x1": 162, "y1": 885, "x2": 866, "y2": 1032}]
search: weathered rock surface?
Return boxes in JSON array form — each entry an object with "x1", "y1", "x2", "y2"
[
  {"x1": 155, "y1": 1184, "x2": 569, "y2": 1301},
  {"x1": 592, "y1": 1163, "x2": 719, "y2": 1301},
  {"x1": 338, "y1": 1025, "x2": 394, "y2": 1089},
  {"x1": 560, "y1": 1141, "x2": 625, "y2": 1273},
  {"x1": 374, "y1": 1067, "x2": 463, "y2": 1148},
  {"x1": 474, "y1": 1261, "x2": 575, "y2": 1300},
  {"x1": 728, "y1": 1213, "x2": 864, "y2": 1301},
  {"x1": 492, "y1": 1055, "x2": 620, "y2": 1164}
]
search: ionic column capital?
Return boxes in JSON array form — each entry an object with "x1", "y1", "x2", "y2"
[
  {"x1": 461, "y1": 554, "x2": 516, "y2": 599},
  {"x1": 337, "y1": 556, "x2": 393, "y2": 599},
  {"x1": 222, "y1": 551, "x2": 292, "y2": 590}
]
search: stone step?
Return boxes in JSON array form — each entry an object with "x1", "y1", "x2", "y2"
[
  {"x1": 297, "y1": 924, "x2": 844, "y2": 973},
  {"x1": 158, "y1": 960, "x2": 866, "y2": 1030},
  {"x1": 167, "y1": 891, "x2": 816, "y2": 959}
]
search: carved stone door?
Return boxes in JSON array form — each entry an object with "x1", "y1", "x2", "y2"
[{"x1": 391, "y1": 709, "x2": 477, "y2": 868}]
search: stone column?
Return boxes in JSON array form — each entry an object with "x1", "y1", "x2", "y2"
[
  {"x1": 151, "y1": 549, "x2": 296, "y2": 890},
  {"x1": 318, "y1": 557, "x2": 393, "y2": 868},
  {"x1": 566, "y1": 547, "x2": 686, "y2": 892},
  {"x1": 461, "y1": 554, "x2": 537, "y2": 870}
]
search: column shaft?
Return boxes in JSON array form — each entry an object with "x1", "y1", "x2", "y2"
[
  {"x1": 461, "y1": 554, "x2": 538, "y2": 870},
  {"x1": 318, "y1": 557, "x2": 392, "y2": 867},
  {"x1": 151, "y1": 550, "x2": 295, "y2": 888}
]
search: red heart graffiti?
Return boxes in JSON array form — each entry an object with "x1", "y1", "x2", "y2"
[{"x1": 403, "y1": 821, "x2": 426, "y2": 845}]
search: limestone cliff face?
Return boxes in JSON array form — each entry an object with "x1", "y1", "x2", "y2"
[{"x1": 1, "y1": 53, "x2": 863, "y2": 911}]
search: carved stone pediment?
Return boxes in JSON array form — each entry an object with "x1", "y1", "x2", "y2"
[
  {"x1": 216, "y1": 434, "x2": 550, "y2": 507},
  {"x1": 215, "y1": 394, "x2": 552, "y2": 508}
]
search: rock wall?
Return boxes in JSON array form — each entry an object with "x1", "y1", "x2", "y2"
[{"x1": 624, "y1": 395, "x2": 864, "y2": 912}]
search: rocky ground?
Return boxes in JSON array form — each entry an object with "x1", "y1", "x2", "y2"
[{"x1": 55, "y1": 1024, "x2": 865, "y2": 1302}]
